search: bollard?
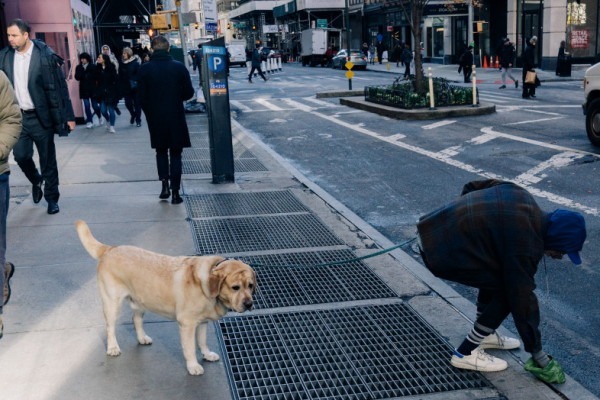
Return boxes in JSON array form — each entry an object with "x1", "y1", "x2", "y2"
[
  {"x1": 386, "y1": 62, "x2": 391, "y2": 71},
  {"x1": 246, "y1": 60, "x2": 251, "y2": 76},
  {"x1": 428, "y1": 67, "x2": 435, "y2": 110},
  {"x1": 278, "y1": 57, "x2": 282, "y2": 71},
  {"x1": 471, "y1": 65, "x2": 478, "y2": 107}
]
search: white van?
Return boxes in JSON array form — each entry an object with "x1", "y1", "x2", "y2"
[{"x1": 227, "y1": 41, "x2": 247, "y2": 67}]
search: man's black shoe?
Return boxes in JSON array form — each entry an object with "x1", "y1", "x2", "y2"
[
  {"x1": 115, "y1": 106, "x2": 121, "y2": 115},
  {"x1": 171, "y1": 191, "x2": 183, "y2": 204},
  {"x1": 32, "y1": 181, "x2": 43, "y2": 204},
  {"x1": 4, "y1": 262, "x2": 14, "y2": 306},
  {"x1": 47, "y1": 201, "x2": 60, "y2": 215}
]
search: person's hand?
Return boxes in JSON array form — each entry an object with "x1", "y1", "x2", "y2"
[
  {"x1": 524, "y1": 356, "x2": 566, "y2": 384},
  {"x1": 67, "y1": 121, "x2": 76, "y2": 131}
]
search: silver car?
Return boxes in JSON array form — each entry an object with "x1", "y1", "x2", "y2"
[{"x1": 331, "y1": 49, "x2": 368, "y2": 70}]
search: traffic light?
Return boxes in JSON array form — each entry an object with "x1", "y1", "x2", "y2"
[
  {"x1": 194, "y1": 22, "x2": 199, "y2": 29},
  {"x1": 227, "y1": 23, "x2": 231, "y2": 29},
  {"x1": 393, "y1": 31, "x2": 400, "y2": 41},
  {"x1": 252, "y1": 25, "x2": 256, "y2": 31}
]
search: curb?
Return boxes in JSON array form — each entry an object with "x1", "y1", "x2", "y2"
[{"x1": 339, "y1": 97, "x2": 496, "y2": 120}]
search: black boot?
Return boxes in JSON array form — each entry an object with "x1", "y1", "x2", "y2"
[
  {"x1": 159, "y1": 179, "x2": 170, "y2": 199},
  {"x1": 171, "y1": 190, "x2": 183, "y2": 204}
]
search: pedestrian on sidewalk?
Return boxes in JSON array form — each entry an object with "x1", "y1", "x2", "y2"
[
  {"x1": 522, "y1": 36, "x2": 538, "y2": 99},
  {"x1": 459, "y1": 45, "x2": 474, "y2": 83},
  {"x1": 0, "y1": 70, "x2": 22, "y2": 339},
  {"x1": 138, "y1": 35, "x2": 195, "y2": 205},
  {"x1": 0, "y1": 18, "x2": 75, "y2": 215},
  {"x1": 248, "y1": 44, "x2": 267, "y2": 83},
  {"x1": 401, "y1": 43, "x2": 412, "y2": 79},
  {"x1": 75, "y1": 52, "x2": 102, "y2": 128},
  {"x1": 94, "y1": 54, "x2": 119, "y2": 133},
  {"x1": 101, "y1": 44, "x2": 122, "y2": 116},
  {"x1": 120, "y1": 47, "x2": 142, "y2": 127},
  {"x1": 499, "y1": 38, "x2": 518, "y2": 89},
  {"x1": 416, "y1": 179, "x2": 586, "y2": 383}
]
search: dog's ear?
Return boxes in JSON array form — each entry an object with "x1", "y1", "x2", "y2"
[{"x1": 194, "y1": 256, "x2": 226, "y2": 298}]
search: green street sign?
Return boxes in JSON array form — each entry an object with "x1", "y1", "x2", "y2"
[{"x1": 316, "y1": 19, "x2": 327, "y2": 29}]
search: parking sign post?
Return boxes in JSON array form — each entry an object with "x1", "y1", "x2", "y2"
[{"x1": 201, "y1": 37, "x2": 234, "y2": 183}]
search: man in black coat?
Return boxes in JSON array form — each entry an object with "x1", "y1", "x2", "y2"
[
  {"x1": 75, "y1": 52, "x2": 100, "y2": 128},
  {"x1": 137, "y1": 35, "x2": 195, "y2": 205},
  {"x1": 0, "y1": 19, "x2": 75, "y2": 215}
]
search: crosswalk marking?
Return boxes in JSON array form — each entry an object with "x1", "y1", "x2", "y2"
[
  {"x1": 281, "y1": 98, "x2": 315, "y2": 112},
  {"x1": 255, "y1": 98, "x2": 285, "y2": 111},
  {"x1": 229, "y1": 100, "x2": 252, "y2": 112},
  {"x1": 303, "y1": 97, "x2": 338, "y2": 107}
]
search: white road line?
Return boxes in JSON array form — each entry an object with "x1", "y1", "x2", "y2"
[
  {"x1": 520, "y1": 109, "x2": 562, "y2": 116},
  {"x1": 480, "y1": 126, "x2": 600, "y2": 157},
  {"x1": 422, "y1": 120, "x2": 457, "y2": 130},
  {"x1": 515, "y1": 151, "x2": 585, "y2": 184},
  {"x1": 229, "y1": 100, "x2": 252, "y2": 112},
  {"x1": 479, "y1": 96, "x2": 511, "y2": 104},
  {"x1": 503, "y1": 116, "x2": 565, "y2": 126},
  {"x1": 281, "y1": 98, "x2": 315, "y2": 112},
  {"x1": 254, "y1": 98, "x2": 285, "y2": 111},
  {"x1": 303, "y1": 97, "x2": 339, "y2": 107},
  {"x1": 286, "y1": 107, "x2": 600, "y2": 216}
]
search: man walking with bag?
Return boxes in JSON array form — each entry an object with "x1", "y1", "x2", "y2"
[{"x1": 522, "y1": 36, "x2": 538, "y2": 99}]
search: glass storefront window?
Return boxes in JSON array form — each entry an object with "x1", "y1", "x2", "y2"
[{"x1": 566, "y1": 0, "x2": 597, "y2": 58}]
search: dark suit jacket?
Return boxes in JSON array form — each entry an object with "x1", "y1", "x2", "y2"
[{"x1": 0, "y1": 40, "x2": 74, "y2": 135}]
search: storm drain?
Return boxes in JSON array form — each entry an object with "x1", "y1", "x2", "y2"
[
  {"x1": 240, "y1": 250, "x2": 397, "y2": 309},
  {"x1": 190, "y1": 214, "x2": 343, "y2": 254},
  {"x1": 218, "y1": 303, "x2": 491, "y2": 400},
  {"x1": 185, "y1": 191, "x2": 309, "y2": 218},
  {"x1": 182, "y1": 159, "x2": 267, "y2": 174}
]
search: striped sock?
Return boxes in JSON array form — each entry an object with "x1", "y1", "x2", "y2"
[{"x1": 456, "y1": 323, "x2": 494, "y2": 356}]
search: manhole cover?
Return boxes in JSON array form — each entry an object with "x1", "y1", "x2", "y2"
[
  {"x1": 218, "y1": 304, "x2": 491, "y2": 400},
  {"x1": 185, "y1": 191, "x2": 310, "y2": 218},
  {"x1": 190, "y1": 214, "x2": 343, "y2": 254},
  {"x1": 241, "y1": 250, "x2": 397, "y2": 308}
]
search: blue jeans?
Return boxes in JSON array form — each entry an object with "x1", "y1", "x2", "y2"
[
  {"x1": 83, "y1": 98, "x2": 101, "y2": 123},
  {"x1": 0, "y1": 173, "x2": 9, "y2": 315},
  {"x1": 100, "y1": 101, "x2": 116, "y2": 126}
]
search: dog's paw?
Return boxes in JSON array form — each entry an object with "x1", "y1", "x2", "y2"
[
  {"x1": 138, "y1": 335, "x2": 153, "y2": 345},
  {"x1": 186, "y1": 362, "x2": 205, "y2": 376},
  {"x1": 106, "y1": 346, "x2": 121, "y2": 356},
  {"x1": 202, "y1": 351, "x2": 220, "y2": 362}
]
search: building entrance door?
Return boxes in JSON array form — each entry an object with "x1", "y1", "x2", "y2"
[{"x1": 453, "y1": 16, "x2": 467, "y2": 64}]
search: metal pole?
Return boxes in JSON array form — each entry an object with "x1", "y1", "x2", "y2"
[
  {"x1": 345, "y1": 0, "x2": 352, "y2": 90},
  {"x1": 468, "y1": 0, "x2": 474, "y2": 46},
  {"x1": 175, "y1": 0, "x2": 190, "y2": 69},
  {"x1": 428, "y1": 67, "x2": 435, "y2": 110}
]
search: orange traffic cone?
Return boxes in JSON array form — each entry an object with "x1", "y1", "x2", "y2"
[
  {"x1": 495, "y1": 56, "x2": 500, "y2": 69},
  {"x1": 483, "y1": 55, "x2": 488, "y2": 68}
]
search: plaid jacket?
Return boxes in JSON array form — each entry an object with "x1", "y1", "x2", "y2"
[{"x1": 417, "y1": 180, "x2": 548, "y2": 353}]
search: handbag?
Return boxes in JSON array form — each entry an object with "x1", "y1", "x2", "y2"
[{"x1": 525, "y1": 70, "x2": 537, "y2": 85}]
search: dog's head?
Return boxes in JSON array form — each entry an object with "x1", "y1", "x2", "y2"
[{"x1": 199, "y1": 258, "x2": 256, "y2": 313}]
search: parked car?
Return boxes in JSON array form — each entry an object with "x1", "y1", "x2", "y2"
[
  {"x1": 583, "y1": 62, "x2": 600, "y2": 145},
  {"x1": 331, "y1": 49, "x2": 367, "y2": 70}
]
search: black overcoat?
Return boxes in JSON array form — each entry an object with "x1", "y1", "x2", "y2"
[{"x1": 137, "y1": 50, "x2": 195, "y2": 149}]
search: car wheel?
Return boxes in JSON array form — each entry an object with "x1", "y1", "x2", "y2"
[{"x1": 586, "y1": 98, "x2": 600, "y2": 146}]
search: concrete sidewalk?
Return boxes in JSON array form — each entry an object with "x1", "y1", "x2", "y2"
[{"x1": 0, "y1": 93, "x2": 596, "y2": 400}]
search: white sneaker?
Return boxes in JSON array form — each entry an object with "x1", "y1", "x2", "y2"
[
  {"x1": 450, "y1": 348, "x2": 508, "y2": 372},
  {"x1": 86, "y1": 122, "x2": 93, "y2": 129},
  {"x1": 108, "y1": 126, "x2": 116, "y2": 134},
  {"x1": 98, "y1": 117, "x2": 105, "y2": 126},
  {"x1": 479, "y1": 333, "x2": 521, "y2": 350}
]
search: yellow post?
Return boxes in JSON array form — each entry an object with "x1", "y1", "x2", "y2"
[{"x1": 428, "y1": 67, "x2": 435, "y2": 110}]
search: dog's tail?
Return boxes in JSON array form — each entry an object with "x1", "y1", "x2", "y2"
[{"x1": 75, "y1": 220, "x2": 110, "y2": 260}]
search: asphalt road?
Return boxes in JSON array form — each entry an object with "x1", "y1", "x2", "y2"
[{"x1": 227, "y1": 63, "x2": 600, "y2": 396}]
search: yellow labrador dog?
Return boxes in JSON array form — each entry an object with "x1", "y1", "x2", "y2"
[{"x1": 75, "y1": 220, "x2": 256, "y2": 375}]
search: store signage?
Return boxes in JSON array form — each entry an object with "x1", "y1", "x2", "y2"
[
  {"x1": 424, "y1": 3, "x2": 468, "y2": 16},
  {"x1": 571, "y1": 29, "x2": 589, "y2": 49}
]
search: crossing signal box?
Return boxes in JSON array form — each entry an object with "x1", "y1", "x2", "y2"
[{"x1": 151, "y1": 11, "x2": 179, "y2": 30}]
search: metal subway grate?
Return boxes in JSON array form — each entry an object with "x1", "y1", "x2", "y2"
[
  {"x1": 185, "y1": 191, "x2": 310, "y2": 218},
  {"x1": 218, "y1": 304, "x2": 491, "y2": 400},
  {"x1": 240, "y1": 250, "x2": 397, "y2": 309},
  {"x1": 183, "y1": 147, "x2": 257, "y2": 159},
  {"x1": 182, "y1": 159, "x2": 267, "y2": 174},
  {"x1": 190, "y1": 214, "x2": 344, "y2": 254}
]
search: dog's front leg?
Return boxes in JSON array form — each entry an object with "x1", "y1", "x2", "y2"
[
  {"x1": 179, "y1": 322, "x2": 204, "y2": 375},
  {"x1": 197, "y1": 322, "x2": 220, "y2": 361}
]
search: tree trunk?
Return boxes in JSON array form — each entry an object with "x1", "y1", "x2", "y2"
[{"x1": 412, "y1": 5, "x2": 425, "y2": 94}]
